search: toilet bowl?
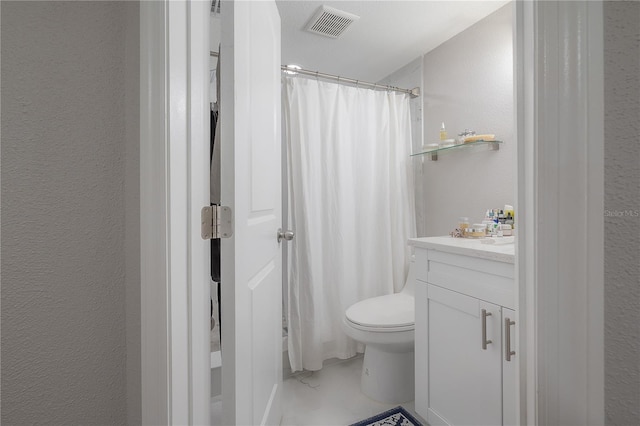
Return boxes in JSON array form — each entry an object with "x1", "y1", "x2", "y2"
[{"x1": 342, "y1": 258, "x2": 416, "y2": 403}]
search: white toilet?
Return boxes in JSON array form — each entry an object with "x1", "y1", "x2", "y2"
[{"x1": 342, "y1": 257, "x2": 416, "y2": 403}]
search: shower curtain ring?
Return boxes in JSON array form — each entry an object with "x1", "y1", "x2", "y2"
[{"x1": 315, "y1": 71, "x2": 319, "y2": 80}]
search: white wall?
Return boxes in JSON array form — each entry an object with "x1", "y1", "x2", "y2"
[
  {"x1": 1, "y1": 1, "x2": 140, "y2": 424},
  {"x1": 603, "y1": 2, "x2": 640, "y2": 424},
  {"x1": 384, "y1": 4, "x2": 514, "y2": 237},
  {"x1": 421, "y1": 3, "x2": 514, "y2": 236}
]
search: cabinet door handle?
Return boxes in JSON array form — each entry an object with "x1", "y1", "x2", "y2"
[
  {"x1": 505, "y1": 317, "x2": 516, "y2": 361},
  {"x1": 481, "y1": 309, "x2": 492, "y2": 350}
]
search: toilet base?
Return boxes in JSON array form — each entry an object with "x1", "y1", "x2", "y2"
[{"x1": 360, "y1": 345, "x2": 415, "y2": 403}]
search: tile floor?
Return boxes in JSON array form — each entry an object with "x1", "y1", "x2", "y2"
[
  {"x1": 210, "y1": 356, "x2": 425, "y2": 426},
  {"x1": 281, "y1": 356, "x2": 422, "y2": 426}
]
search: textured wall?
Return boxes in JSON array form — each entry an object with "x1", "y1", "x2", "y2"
[
  {"x1": 123, "y1": 2, "x2": 141, "y2": 424},
  {"x1": 420, "y1": 4, "x2": 514, "y2": 236},
  {"x1": 604, "y1": 2, "x2": 640, "y2": 424},
  {"x1": 1, "y1": 1, "x2": 139, "y2": 424}
]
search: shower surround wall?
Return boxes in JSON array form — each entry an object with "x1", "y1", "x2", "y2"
[
  {"x1": 1, "y1": 1, "x2": 140, "y2": 424},
  {"x1": 379, "y1": 58, "x2": 425, "y2": 236},
  {"x1": 383, "y1": 4, "x2": 514, "y2": 237}
]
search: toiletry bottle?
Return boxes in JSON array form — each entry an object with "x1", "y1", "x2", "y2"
[
  {"x1": 505, "y1": 213, "x2": 514, "y2": 227},
  {"x1": 498, "y1": 210, "x2": 506, "y2": 224},
  {"x1": 440, "y1": 122, "x2": 447, "y2": 141},
  {"x1": 458, "y1": 217, "x2": 470, "y2": 234},
  {"x1": 504, "y1": 204, "x2": 515, "y2": 228},
  {"x1": 490, "y1": 214, "x2": 499, "y2": 236}
]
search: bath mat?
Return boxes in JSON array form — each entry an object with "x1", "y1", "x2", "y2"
[{"x1": 350, "y1": 406, "x2": 423, "y2": 426}]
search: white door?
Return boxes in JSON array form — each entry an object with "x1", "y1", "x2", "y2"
[{"x1": 219, "y1": 1, "x2": 283, "y2": 425}]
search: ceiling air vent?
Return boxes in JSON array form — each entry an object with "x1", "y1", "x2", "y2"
[{"x1": 305, "y1": 5, "x2": 360, "y2": 39}]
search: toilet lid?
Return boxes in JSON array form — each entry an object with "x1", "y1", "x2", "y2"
[{"x1": 345, "y1": 293, "x2": 414, "y2": 328}]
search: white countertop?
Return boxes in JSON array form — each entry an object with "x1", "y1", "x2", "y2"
[{"x1": 408, "y1": 236, "x2": 515, "y2": 264}]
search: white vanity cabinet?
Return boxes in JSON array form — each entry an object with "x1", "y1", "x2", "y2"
[{"x1": 410, "y1": 237, "x2": 516, "y2": 426}]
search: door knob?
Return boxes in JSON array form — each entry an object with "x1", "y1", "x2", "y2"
[{"x1": 277, "y1": 228, "x2": 295, "y2": 243}]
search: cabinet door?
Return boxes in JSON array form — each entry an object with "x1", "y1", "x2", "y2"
[
  {"x1": 502, "y1": 307, "x2": 517, "y2": 426},
  {"x1": 426, "y1": 284, "x2": 502, "y2": 426}
]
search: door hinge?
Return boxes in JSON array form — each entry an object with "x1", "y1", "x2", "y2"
[{"x1": 201, "y1": 205, "x2": 233, "y2": 240}]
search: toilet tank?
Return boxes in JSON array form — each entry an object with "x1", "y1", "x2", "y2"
[{"x1": 400, "y1": 255, "x2": 416, "y2": 296}]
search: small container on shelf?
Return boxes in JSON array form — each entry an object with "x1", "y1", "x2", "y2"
[
  {"x1": 423, "y1": 143, "x2": 440, "y2": 152},
  {"x1": 439, "y1": 139, "x2": 455, "y2": 148},
  {"x1": 457, "y1": 129, "x2": 476, "y2": 145}
]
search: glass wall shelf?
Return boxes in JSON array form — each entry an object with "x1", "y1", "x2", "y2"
[{"x1": 410, "y1": 140, "x2": 502, "y2": 161}]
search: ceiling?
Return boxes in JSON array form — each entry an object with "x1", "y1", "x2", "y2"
[{"x1": 276, "y1": 1, "x2": 509, "y2": 82}]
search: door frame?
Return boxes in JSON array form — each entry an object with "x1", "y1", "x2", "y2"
[
  {"x1": 139, "y1": 1, "x2": 605, "y2": 424},
  {"x1": 140, "y1": 1, "x2": 210, "y2": 424},
  {"x1": 514, "y1": 1, "x2": 604, "y2": 424}
]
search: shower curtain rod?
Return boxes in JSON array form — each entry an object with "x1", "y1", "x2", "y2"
[{"x1": 209, "y1": 51, "x2": 420, "y2": 98}]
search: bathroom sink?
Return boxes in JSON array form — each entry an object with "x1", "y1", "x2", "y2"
[{"x1": 480, "y1": 236, "x2": 515, "y2": 245}]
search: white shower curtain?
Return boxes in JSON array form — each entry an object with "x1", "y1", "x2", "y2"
[{"x1": 283, "y1": 77, "x2": 416, "y2": 372}]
